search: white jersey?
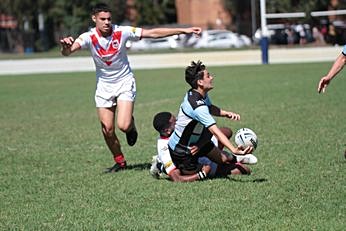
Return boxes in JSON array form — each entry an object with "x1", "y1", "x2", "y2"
[
  {"x1": 157, "y1": 137, "x2": 176, "y2": 175},
  {"x1": 76, "y1": 25, "x2": 142, "y2": 83}
]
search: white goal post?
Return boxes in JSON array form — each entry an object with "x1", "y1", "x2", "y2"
[
  {"x1": 311, "y1": 9, "x2": 346, "y2": 17},
  {"x1": 265, "y1": 12, "x2": 306, "y2": 19}
]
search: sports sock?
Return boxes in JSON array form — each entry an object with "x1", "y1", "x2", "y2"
[{"x1": 114, "y1": 154, "x2": 126, "y2": 167}]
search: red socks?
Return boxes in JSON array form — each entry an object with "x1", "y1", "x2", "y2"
[{"x1": 114, "y1": 154, "x2": 126, "y2": 167}]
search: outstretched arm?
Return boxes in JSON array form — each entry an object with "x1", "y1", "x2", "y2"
[
  {"x1": 141, "y1": 27, "x2": 202, "y2": 39},
  {"x1": 318, "y1": 53, "x2": 346, "y2": 93},
  {"x1": 209, "y1": 105, "x2": 240, "y2": 121}
]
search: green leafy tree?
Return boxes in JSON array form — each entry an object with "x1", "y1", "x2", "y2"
[
  {"x1": 2, "y1": 0, "x2": 345, "y2": 52},
  {"x1": 0, "y1": 0, "x2": 127, "y2": 52},
  {"x1": 135, "y1": 0, "x2": 176, "y2": 26}
]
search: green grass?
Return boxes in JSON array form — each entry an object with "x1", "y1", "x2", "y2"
[{"x1": 0, "y1": 62, "x2": 345, "y2": 230}]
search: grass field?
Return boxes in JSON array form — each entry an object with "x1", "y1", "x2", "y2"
[{"x1": 0, "y1": 62, "x2": 345, "y2": 230}]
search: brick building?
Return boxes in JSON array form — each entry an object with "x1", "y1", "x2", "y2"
[
  {"x1": 175, "y1": 0, "x2": 232, "y2": 29},
  {"x1": 125, "y1": 0, "x2": 233, "y2": 29}
]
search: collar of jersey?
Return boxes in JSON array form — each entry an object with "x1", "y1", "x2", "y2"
[
  {"x1": 96, "y1": 26, "x2": 113, "y2": 37},
  {"x1": 160, "y1": 136, "x2": 169, "y2": 140}
]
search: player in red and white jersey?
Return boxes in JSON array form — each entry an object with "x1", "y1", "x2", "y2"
[
  {"x1": 59, "y1": 3, "x2": 202, "y2": 173},
  {"x1": 78, "y1": 25, "x2": 142, "y2": 83}
]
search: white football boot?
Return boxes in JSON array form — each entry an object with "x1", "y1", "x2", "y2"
[
  {"x1": 149, "y1": 155, "x2": 162, "y2": 178},
  {"x1": 235, "y1": 154, "x2": 258, "y2": 164}
]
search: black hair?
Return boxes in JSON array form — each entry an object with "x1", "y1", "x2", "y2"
[
  {"x1": 92, "y1": 2, "x2": 112, "y2": 15},
  {"x1": 185, "y1": 60, "x2": 206, "y2": 89},
  {"x1": 153, "y1": 112, "x2": 172, "y2": 135}
]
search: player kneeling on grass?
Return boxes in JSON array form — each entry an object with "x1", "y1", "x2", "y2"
[{"x1": 150, "y1": 111, "x2": 257, "y2": 181}]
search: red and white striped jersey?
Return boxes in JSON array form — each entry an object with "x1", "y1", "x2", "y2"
[{"x1": 76, "y1": 25, "x2": 142, "y2": 83}]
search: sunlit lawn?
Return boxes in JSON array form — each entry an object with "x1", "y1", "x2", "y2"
[{"x1": 0, "y1": 62, "x2": 345, "y2": 230}]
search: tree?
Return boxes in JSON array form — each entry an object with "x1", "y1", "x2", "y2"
[
  {"x1": 0, "y1": 0, "x2": 127, "y2": 53},
  {"x1": 135, "y1": 0, "x2": 177, "y2": 26}
]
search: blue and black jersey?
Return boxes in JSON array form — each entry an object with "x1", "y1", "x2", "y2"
[{"x1": 168, "y1": 89, "x2": 216, "y2": 156}]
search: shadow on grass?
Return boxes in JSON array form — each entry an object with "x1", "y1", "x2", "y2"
[
  {"x1": 226, "y1": 177, "x2": 268, "y2": 183},
  {"x1": 126, "y1": 162, "x2": 151, "y2": 171},
  {"x1": 155, "y1": 176, "x2": 268, "y2": 183},
  {"x1": 102, "y1": 162, "x2": 151, "y2": 174},
  {"x1": 106, "y1": 163, "x2": 269, "y2": 183}
]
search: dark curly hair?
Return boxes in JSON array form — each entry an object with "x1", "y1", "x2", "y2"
[
  {"x1": 92, "y1": 2, "x2": 112, "y2": 15},
  {"x1": 185, "y1": 60, "x2": 206, "y2": 89},
  {"x1": 153, "y1": 112, "x2": 172, "y2": 136}
]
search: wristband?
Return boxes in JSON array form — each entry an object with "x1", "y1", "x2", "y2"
[{"x1": 197, "y1": 170, "x2": 207, "y2": 180}]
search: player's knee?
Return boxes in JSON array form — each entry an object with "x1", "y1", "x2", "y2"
[
  {"x1": 226, "y1": 128, "x2": 233, "y2": 138},
  {"x1": 220, "y1": 127, "x2": 233, "y2": 139},
  {"x1": 101, "y1": 123, "x2": 115, "y2": 137},
  {"x1": 117, "y1": 123, "x2": 130, "y2": 133},
  {"x1": 117, "y1": 120, "x2": 131, "y2": 132}
]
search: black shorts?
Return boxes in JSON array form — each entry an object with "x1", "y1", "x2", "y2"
[{"x1": 169, "y1": 141, "x2": 215, "y2": 175}]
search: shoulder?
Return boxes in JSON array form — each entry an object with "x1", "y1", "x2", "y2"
[
  {"x1": 186, "y1": 90, "x2": 207, "y2": 109},
  {"x1": 115, "y1": 25, "x2": 142, "y2": 33},
  {"x1": 157, "y1": 137, "x2": 169, "y2": 147},
  {"x1": 76, "y1": 29, "x2": 94, "y2": 45}
]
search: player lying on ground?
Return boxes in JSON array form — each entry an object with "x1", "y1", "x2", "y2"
[{"x1": 150, "y1": 112, "x2": 257, "y2": 181}]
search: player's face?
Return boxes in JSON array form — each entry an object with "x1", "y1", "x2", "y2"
[
  {"x1": 168, "y1": 115, "x2": 176, "y2": 131},
  {"x1": 200, "y1": 69, "x2": 214, "y2": 90},
  {"x1": 163, "y1": 115, "x2": 176, "y2": 137},
  {"x1": 93, "y1": 11, "x2": 112, "y2": 36}
]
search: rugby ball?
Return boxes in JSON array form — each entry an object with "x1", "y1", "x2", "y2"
[{"x1": 234, "y1": 128, "x2": 258, "y2": 149}]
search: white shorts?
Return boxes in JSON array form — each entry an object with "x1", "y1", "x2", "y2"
[{"x1": 95, "y1": 75, "x2": 136, "y2": 108}]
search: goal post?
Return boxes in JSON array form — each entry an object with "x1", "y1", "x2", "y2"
[
  {"x1": 265, "y1": 12, "x2": 306, "y2": 19},
  {"x1": 260, "y1": 0, "x2": 269, "y2": 64}
]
